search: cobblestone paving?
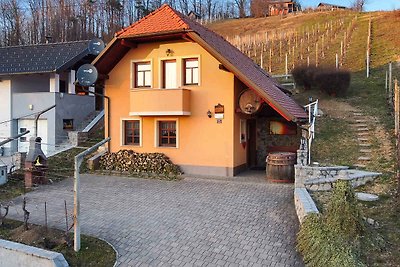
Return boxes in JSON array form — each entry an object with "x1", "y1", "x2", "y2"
[{"x1": 7, "y1": 174, "x2": 304, "y2": 266}]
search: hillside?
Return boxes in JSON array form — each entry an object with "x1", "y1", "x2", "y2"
[{"x1": 209, "y1": 10, "x2": 400, "y2": 266}]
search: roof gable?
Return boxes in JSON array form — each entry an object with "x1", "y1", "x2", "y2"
[
  {"x1": 117, "y1": 6, "x2": 190, "y2": 37},
  {"x1": 0, "y1": 41, "x2": 90, "y2": 76},
  {"x1": 96, "y1": 5, "x2": 307, "y2": 121}
]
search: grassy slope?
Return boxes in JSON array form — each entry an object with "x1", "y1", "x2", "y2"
[{"x1": 209, "y1": 10, "x2": 400, "y2": 266}]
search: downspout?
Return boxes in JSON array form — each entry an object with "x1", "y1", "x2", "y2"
[{"x1": 34, "y1": 105, "x2": 56, "y2": 137}]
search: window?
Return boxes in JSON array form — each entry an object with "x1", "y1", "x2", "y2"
[
  {"x1": 124, "y1": 120, "x2": 140, "y2": 145},
  {"x1": 134, "y1": 62, "x2": 151, "y2": 88},
  {"x1": 184, "y1": 58, "x2": 199, "y2": 85},
  {"x1": 63, "y1": 119, "x2": 74, "y2": 130},
  {"x1": 19, "y1": 128, "x2": 27, "y2": 142},
  {"x1": 158, "y1": 121, "x2": 176, "y2": 147},
  {"x1": 162, "y1": 60, "x2": 177, "y2": 89}
]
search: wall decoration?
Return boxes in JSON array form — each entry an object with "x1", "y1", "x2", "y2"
[{"x1": 269, "y1": 121, "x2": 297, "y2": 135}]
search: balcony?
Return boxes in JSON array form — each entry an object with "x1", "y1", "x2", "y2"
[{"x1": 129, "y1": 88, "x2": 191, "y2": 116}]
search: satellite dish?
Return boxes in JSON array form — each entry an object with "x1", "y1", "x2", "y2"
[
  {"x1": 76, "y1": 64, "x2": 98, "y2": 87},
  {"x1": 88, "y1": 38, "x2": 105, "y2": 55},
  {"x1": 238, "y1": 89, "x2": 263, "y2": 114}
]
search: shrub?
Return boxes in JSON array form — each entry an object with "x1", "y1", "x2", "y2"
[
  {"x1": 291, "y1": 66, "x2": 351, "y2": 97},
  {"x1": 297, "y1": 180, "x2": 366, "y2": 267},
  {"x1": 292, "y1": 65, "x2": 318, "y2": 90},
  {"x1": 314, "y1": 69, "x2": 351, "y2": 97}
]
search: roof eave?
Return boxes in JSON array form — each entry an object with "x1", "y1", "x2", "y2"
[{"x1": 116, "y1": 29, "x2": 194, "y2": 40}]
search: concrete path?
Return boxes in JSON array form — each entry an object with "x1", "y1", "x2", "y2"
[{"x1": 6, "y1": 174, "x2": 304, "y2": 267}]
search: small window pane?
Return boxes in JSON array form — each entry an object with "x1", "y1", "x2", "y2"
[
  {"x1": 144, "y1": 71, "x2": 151, "y2": 86},
  {"x1": 186, "y1": 60, "x2": 198, "y2": 68},
  {"x1": 192, "y1": 70, "x2": 199, "y2": 84},
  {"x1": 137, "y1": 74, "x2": 144, "y2": 87},
  {"x1": 124, "y1": 120, "x2": 140, "y2": 145}
]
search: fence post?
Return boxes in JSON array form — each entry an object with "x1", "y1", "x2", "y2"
[{"x1": 74, "y1": 137, "x2": 110, "y2": 252}]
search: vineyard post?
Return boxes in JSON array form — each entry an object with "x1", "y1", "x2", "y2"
[
  {"x1": 336, "y1": 54, "x2": 339, "y2": 69},
  {"x1": 285, "y1": 53, "x2": 288, "y2": 78}
]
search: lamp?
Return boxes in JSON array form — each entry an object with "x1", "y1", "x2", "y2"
[
  {"x1": 308, "y1": 96, "x2": 313, "y2": 103},
  {"x1": 207, "y1": 110, "x2": 212, "y2": 118},
  {"x1": 166, "y1": 49, "x2": 174, "y2": 56}
]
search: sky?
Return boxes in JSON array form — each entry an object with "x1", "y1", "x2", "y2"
[{"x1": 299, "y1": 0, "x2": 400, "y2": 11}]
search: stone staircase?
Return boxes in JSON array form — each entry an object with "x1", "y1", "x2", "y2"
[
  {"x1": 352, "y1": 112, "x2": 373, "y2": 168},
  {"x1": 76, "y1": 110, "x2": 103, "y2": 132}
]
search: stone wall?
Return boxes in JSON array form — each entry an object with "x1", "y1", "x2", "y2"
[
  {"x1": 294, "y1": 188, "x2": 319, "y2": 224},
  {"x1": 256, "y1": 117, "x2": 301, "y2": 166},
  {"x1": 0, "y1": 239, "x2": 69, "y2": 267}
]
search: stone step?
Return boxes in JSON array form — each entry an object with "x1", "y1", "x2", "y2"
[
  {"x1": 360, "y1": 149, "x2": 372, "y2": 153},
  {"x1": 358, "y1": 138, "x2": 370, "y2": 142},
  {"x1": 358, "y1": 156, "x2": 371, "y2": 161},
  {"x1": 355, "y1": 119, "x2": 368, "y2": 123},
  {"x1": 354, "y1": 164, "x2": 367, "y2": 168},
  {"x1": 357, "y1": 132, "x2": 369, "y2": 136},
  {"x1": 353, "y1": 112, "x2": 364, "y2": 116},
  {"x1": 353, "y1": 124, "x2": 368, "y2": 128},
  {"x1": 359, "y1": 143, "x2": 372, "y2": 147},
  {"x1": 356, "y1": 127, "x2": 369, "y2": 132}
]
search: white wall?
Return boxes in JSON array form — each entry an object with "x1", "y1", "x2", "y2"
[{"x1": 0, "y1": 79, "x2": 12, "y2": 155}]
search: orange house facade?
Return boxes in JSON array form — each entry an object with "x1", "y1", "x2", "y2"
[{"x1": 94, "y1": 5, "x2": 308, "y2": 176}]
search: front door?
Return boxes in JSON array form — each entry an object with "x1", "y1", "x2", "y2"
[{"x1": 247, "y1": 119, "x2": 257, "y2": 168}]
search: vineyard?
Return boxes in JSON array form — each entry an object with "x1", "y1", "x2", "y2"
[{"x1": 209, "y1": 10, "x2": 400, "y2": 75}]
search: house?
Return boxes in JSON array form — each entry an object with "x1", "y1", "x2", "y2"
[
  {"x1": 188, "y1": 11, "x2": 201, "y2": 20},
  {"x1": 317, "y1": 2, "x2": 348, "y2": 11},
  {"x1": 93, "y1": 4, "x2": 308, "y2": 177},
  {"x1": 268, "y1": 1, "x2": 300, "y2": 16},
  {"x1": 0, "y1": 41, "x2": 102, "y2": 156}
]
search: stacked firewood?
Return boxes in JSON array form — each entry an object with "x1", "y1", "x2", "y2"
[{"x1": 99, "y1": 150, "x2": 181, "y2": 176}]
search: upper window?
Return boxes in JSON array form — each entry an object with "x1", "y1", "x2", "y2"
[
  {"x1": 134, "y1": 62, "x2": 151, "y2": 88},
  {"x1": 158, "y1": 121, "x2": 177, "y2": 147},
  {"x1": 183, "y1": 58, "x2": 199, "y2": 85},
  {"x1": 124, "y1": 120, "x2": 140, "y2": 145}
]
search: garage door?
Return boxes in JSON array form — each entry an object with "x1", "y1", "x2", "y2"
[{"x1": 18, "y1": 119, "x2": 48, "y2": 154}]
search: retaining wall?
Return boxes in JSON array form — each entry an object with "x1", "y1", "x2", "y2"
[{"x1": 0, "y1": 239, "x2": 69, "y2": 267}]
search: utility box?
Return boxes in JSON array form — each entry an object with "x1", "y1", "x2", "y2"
[
  {"x1": 25, "y1": 137, "x2": 48, "y2": 188},
  {"x1": 0, "y1": 165, "x2": 7, "y2": 185}
]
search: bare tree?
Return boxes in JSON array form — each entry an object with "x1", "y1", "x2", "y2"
[
  {"x1": 352, "y1": 0, "x2": 367, "y2": 11},
  {"x1": 235, "y1": 0, "x2": 246, "y2": 18}
]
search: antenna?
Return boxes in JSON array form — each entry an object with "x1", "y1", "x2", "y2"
[
  {"x1": 88, "y1": 38, "x2": 105, "y2": 55},
  {"x1": 76, "y1": 64, "x2": 98, "y2": 87}
]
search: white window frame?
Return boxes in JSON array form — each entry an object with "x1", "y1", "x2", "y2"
[
  {"x1": 154, "y1": 118, "x2": 179, "y2": 148},
  {"x1": 131, "y1": 60, "x2": 153, "y2": 89},
  {"x1": 121, "y1": 117, "x2": 143, "y2": 147}
]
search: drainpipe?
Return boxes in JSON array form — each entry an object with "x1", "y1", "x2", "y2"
[{"x1": 34, "y1": 105, "x2": 56, "y2": 137}]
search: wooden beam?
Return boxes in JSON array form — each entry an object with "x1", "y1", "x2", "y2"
[
  {"x1": 121, "y1": 39, "x2": 137, "y2": 48},
  {"x1": 219, "y1": 64, "x2": 230, "y2": 72}
]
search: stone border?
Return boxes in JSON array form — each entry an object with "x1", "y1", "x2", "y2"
[
  {"x1": 94, "y1": 236, "x2": 119, "y2": 267},
  {"x1": 294, "y1": 188, "x2": 319, "y2": 224},
  {"x1": 0, "y1": 239, "x2": 69, "y2": 267}
]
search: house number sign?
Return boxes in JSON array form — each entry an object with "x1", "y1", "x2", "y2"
[{"x1": 214, "y1": 104, "x2": 224, "y2": 120}]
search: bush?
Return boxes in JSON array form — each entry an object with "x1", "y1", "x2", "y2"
[
  {"x1": 297, "y1": 180, "x2": 366, "y2": 267},
  {"x1": 314, "y1": 69, "x2": 351, "y2": 97},
  {"x1": 292, "y1": 66, "x2": 351, "y2": 97},
  {"x1": 292, "y1": 66, "x2": 318, "y2": 90}
]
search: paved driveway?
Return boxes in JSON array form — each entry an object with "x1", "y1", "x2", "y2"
[{"x1": 7, "y1": 174, "x2": 303, "y2": 267}]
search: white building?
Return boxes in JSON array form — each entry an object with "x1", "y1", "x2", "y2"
[{"x1": 0, "y1": 41, "x2": 102, "y2": 156}]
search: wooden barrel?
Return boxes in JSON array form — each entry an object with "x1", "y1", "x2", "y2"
[{"x1": 266, "y1": 152, "x2": 296, "y2": 183}]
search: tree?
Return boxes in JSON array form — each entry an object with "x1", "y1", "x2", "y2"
[
  {"x1": 352, "y1": 0, "x2": 366, "y2": 11},
  {"x1": 234, "y1": 0, "x2": 246, "y2": 18}
]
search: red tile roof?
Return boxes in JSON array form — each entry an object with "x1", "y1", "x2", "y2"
[
  {"x1": 113, "y1": 4, "x2": 307, "y2": 121},
  {"x1": 117, "y1": 6, "x2": 190, "y2": 37}
]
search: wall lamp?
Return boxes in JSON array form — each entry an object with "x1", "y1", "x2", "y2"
[
  {"x1": 207, "y1": 110, "x2": 212, "y2": 118},
  {"x1": 166, "y1": 49, "x2": 174, "y2": 56}
]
